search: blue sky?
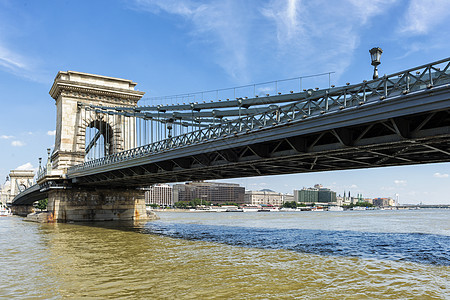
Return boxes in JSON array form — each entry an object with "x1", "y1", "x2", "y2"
[{"x1": 0, "y1": 0, "x2": 449, "y2": 204}]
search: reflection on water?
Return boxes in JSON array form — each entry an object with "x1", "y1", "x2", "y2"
[{"x1": 0, "y1": 210, "x2": 449, "y2": 299}]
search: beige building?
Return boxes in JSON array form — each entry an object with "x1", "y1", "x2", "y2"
[
  {"x1": 373, "y1": 198, "x2": 396, "y2": 207},
  {"x1": 244, "y1": 190, "x2": 292, "y2": 206},
  {"x1": 144, "y1": 184, "x2": 174, "y2": 207}
]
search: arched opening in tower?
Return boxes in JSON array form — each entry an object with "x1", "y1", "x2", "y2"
[{"x1": 85, "y1": 120, "x2": 113, "y2": 161}]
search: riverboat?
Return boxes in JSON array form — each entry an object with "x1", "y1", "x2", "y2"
[
  {"x1": 311, "y1": 206, "x2": 324, "y2": 211},
  {"x1": 352, "y1": 206, "x2": 367, "y2": 211},
  {"x1": 328, "y1": 206, "x2": 344, "y2": 211},
  {"x1": 258, "y1": 206, "x2": 280, "y2": 212},
  {"x1": 242, "y1": 205, "x2": 260, "y2": 212},
  {"x1": 0, "y1": 207, "x2": 12, "y2": 216}
]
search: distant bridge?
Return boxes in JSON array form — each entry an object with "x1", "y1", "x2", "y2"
[{"x1": 12, "y1": 57, "x2": 450, "y2": 221}]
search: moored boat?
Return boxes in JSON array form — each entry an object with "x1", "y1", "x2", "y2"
[
  {"x1": 328, "y1": 206, "x2": 344, "y2": 211},
  {"x1": 0, "y1": 207, "x2": 12, "y2": 216}
]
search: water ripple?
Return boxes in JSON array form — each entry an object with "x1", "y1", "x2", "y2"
[{"x1": 144, "y1": 222, "x2": 450, "y2": 266}]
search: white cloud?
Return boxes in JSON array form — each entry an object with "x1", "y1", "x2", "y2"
[
  {"x1": 394, "y1": 180, "x2": 407, "y2": 186},
  {"x1": 16, "y1": 162, "x2": 33, "y2": 170},
  {"x1": 133, "y1": 0, "x2": 251, "y2": 82},
  {"x1": 133, "y1": 0, "x2": 200, "y2": 16},
  {"x1": 132, "y1": 0, "x2": 402, "y2": 84},
  {"x1": 47, "y1": 130, "x2": 56, "y2": 136},
  {"x1": 259, "y1": 0, "x2": 399, "y2": 81},
  {"x1": 0, "y1": 135, "x2": 13, "y2": 139},
  {"x1": 11, "y1": 140, "x2": 25, "y2": 147},
  {"x1": 433, "y1": 173, "x2": 449, "y2": 178},
  {"x1": 0, "y1": 44, "x2": 28, "y2": 71},
  {"x1": 349, "y1": 184, "x2": 358, "y2": 189},
  {"x1": 0, "y1": 39, "x2": 49, "y2": 83},
  {"x1": 399, "y1": 0, "x2": 450, "y2": 35}
]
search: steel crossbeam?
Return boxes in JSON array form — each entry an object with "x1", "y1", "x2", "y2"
[{"x1": 69, "y1": 57, "x2": 450, "y2": 176}]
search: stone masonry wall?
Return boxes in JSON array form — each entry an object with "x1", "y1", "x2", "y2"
[{"x1": 48, "y1": 188, "x2": 148, "y2": 222}]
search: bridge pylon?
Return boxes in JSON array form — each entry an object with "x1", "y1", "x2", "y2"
[
  {"x1": 49, "y1": 71, "x2": 145, "y2": 171},
  {"x1": 29, "y1": 71, "x2": 149, "y2": 222}
]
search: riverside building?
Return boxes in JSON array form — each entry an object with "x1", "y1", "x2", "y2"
[
  {"x1": 173, "y1": 181, "x2": 245, "y2": 205},
  {"x1": 144, "y1": 184, "x2": 174, "y2": 207},
  {"x1": 294, "y1": 184, "x2": 337, "y2": 204},
  {"x1": 244, "y1": 190, "x2": 293, "y2": 206},
  {"x1": 373, "y1": 197, "x2": 396, "y2": 207}
]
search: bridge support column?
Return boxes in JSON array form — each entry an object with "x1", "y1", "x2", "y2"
[
  {"x1": 11, "y1": 205, "x2": 35, "y2": 217},
  {"x1": 47, "y1": 188, "x2": 148, "y2": 222}
]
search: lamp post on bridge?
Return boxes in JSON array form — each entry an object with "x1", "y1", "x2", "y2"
[{"x1": 369, "y1": 47, "x2": 383, "y2": 79}]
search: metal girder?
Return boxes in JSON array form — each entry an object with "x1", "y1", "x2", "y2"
[
  {"x1": 332, "y1": 128, "x2": 353, "y2": 146},
  {"x1": 286, "y1": 136, "x2": 308, "y2": 152},
  {"x1": 391, "y1": 118, "x2": 411, "y2": 138},
  {"x1": 247, "y1": 144, "x2": 271, "y2": 158},
  {"x1": 421, "y1": 144, "x2": 450, "y2": 156},
  {"x1": 155, "y1": 161, "x2": 174, "y2": 172},
  {"x1": 59, "y1": 57, "x2": 450, "y2": 188},
  {"x1": 85, "y1": 131, "x2": 101, "y2": 153}
]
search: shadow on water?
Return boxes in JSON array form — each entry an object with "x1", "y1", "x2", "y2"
[{"x1": 140, "y1": 222, "x2": 450, "y2": 266}]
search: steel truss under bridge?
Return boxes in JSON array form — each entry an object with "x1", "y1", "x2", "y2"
[{"x1": 65, "y1": 57, "x2": 450, "y2": 186}]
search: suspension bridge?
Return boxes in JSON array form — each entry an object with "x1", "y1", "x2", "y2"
[{"x1": 11, "y1": 57, "x2": 450, "y2": 221}]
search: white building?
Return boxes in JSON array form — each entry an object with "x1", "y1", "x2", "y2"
[
  {"x1": 244, "y1": 190, "x2": 292, "y2": 206},
  {"x1": 144, "y1": 184, "x2": 174, "y2": 207}
]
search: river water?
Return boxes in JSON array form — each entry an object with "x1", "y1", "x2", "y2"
[{"x1": 1, "y1": 210, "x2": 449, "y2": 299}]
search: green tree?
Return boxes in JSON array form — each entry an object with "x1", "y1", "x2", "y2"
[
  {"x1": 174, "y1": 201, "x2": 189, "y2": 209},
  {"x1": 282, "y1": 201, "x2": 298, "y2": 208},
  {"x1": 36, "y1": 198, "x2": 48, "y2": 210},
  {"x1": 342, "y1": 201, "x2": 373, "y2": 209}
]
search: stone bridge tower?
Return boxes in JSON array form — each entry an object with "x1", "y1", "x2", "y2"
[{"x1": 49, "y1": 71, "x2": 145, "y2": 172}]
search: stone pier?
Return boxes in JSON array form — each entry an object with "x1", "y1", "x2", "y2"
[
  {"x1": 47, "y1": 188, "x2": 148, "y2": 222},
  {"x1": 11, "y1": 205, "x2": 35, "y2": 217}
]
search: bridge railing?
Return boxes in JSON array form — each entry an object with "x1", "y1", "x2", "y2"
[
  {"x1": 36, "y1": 166, "x2": 48, "y2": 181},
  {"x1": 68, "y1": 57, "x2": 450, "y2": 174}
]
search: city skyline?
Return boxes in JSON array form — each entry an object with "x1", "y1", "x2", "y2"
[{"x1": 1, "y1": 0, "x2": 450, "y2": 204}]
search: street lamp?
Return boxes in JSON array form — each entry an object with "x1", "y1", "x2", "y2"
[{"x1": 369, "y1": 47, "x2": 383, "y2": 79}]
